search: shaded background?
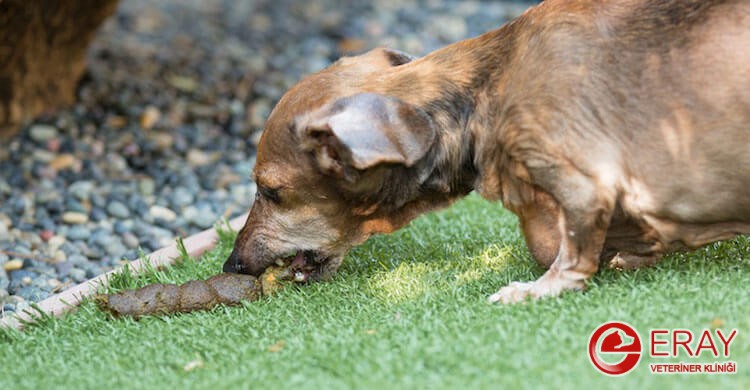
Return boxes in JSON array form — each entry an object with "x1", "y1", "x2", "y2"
[{"x1": 0, "y1": 0, "x2": 536, "y2": 313}]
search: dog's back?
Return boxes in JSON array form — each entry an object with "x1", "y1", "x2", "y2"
[{"x1": 503, "y1": 0, "x2": 750, "y2": 231}]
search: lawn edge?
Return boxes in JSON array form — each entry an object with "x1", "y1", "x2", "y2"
[{"x1": 0, "y1": 213, "x2": 248, "y2": 330}]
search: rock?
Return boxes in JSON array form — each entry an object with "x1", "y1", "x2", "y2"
[
  {"x1": 103, "y1": 242, "x2": 127, "y2": 257},
  {"x1": 16, "y1": 286, "x2": 48, "y2": 301},
  {"x1": 167, "y1": 75, "x2": 198, "y2": 92},
  {"x1": 39, "y1": 230, "x2": 54, "y2": 242},
  {"x1": 90, "y1": 207, "x2": 108, "y2": 222},
  {"x1": 69, "y1": 268, "x2": 87, "y2": 283},
  {"x1": 49, "y1": 154, "x2": 79, "y2": 171},
  {"x1": 186, "y1": 149, "x2": 217, "y2": 166},
  {"x1": 140, "y1": 106, "x2": 161, "y2": 129},
  {"x1": 0, "y1": 212, "x2": 10, "y2": 230},
  {"x1": 149, "y1": 205, "x2": 177, "y2": 222},
  {"x1": 147, "y1": 132, "x2": 174, "y2": 150},
  {"x1": 106, "y1": 201, "x2": 131, "y2": 218},
  {"x1": 52, "y1": 250, "x2": 67, "y2": 263},
  {"x1": 29, "y1": 124, "x2": 59, "y2": 142},
  {"x1": 65, "y1": 198, "x2": 87, "y2": 213},
  {"x1": 188, "y1": 208, "x2": 217, "y2": 229},
  {"x1": 68, "y1": 181, "x2": 94, "y2": 201},
  {"x1": 3, "y1": 259, "x2": 24, "y2": 272},
  {"x1": 48, "y1": 235, "x2": 66, "y2": 252},
  {"x1": 54, "y1": 261, "x2": 72, "y2": 277},
  {"x1": 113, "y1": 220, "x2": 134, "y2": 234},
  {"x1": 66, "y1": 225, "x2": 91, "y2": 241},
  {"x1": 170, "y1": 186, "x2": 194, "y2": 208},
  {"x1": 138, "y1": 178, "x2": 156, "y2": 196},
  {"x1": 248, "y1": 99, "x2": 271, "y2": 129},
  {"x1": 122, "y1": 233, "x2": 139, "y2": 249},
  {"x1": 47, "y1": 278, "x2": 62, "y2": 290},
  {"x1": 62, "y1": 211, "x2": 89, "y2": 224}
]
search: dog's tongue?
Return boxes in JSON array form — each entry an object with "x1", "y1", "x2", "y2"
[{"x1": 290, "y1": 251, "x2": 306, "y2": 269}]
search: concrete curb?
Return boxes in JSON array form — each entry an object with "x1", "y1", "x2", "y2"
[{"x1": 0, "y1": 213, "x2": 248, "y2": 330}]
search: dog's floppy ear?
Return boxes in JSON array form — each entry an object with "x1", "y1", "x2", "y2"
[
  {"x1": 380, "y1": 48, "x2": 416, "y2": 66},
  {"x1": 297, "y1": 93, "x2": 436, "y2": 180}
]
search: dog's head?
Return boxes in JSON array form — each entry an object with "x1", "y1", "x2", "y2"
[{"x1": 223, "y1": 48, "x2": 440, "y2": 280}]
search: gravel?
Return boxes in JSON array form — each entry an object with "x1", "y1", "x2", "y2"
[{"x1": 0, "y1": 0, "x2": 533, "y2": 315}]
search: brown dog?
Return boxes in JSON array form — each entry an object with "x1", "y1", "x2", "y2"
[{"x1": 223, "y1": 0, "x2": 750, "y2": 303}]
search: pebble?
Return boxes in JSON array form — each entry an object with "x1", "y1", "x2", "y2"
[
  {"x1": 66, "y1": 225, "x2": 91, "y2": 240},
  {"x1": 29, "y1": 124, "x2": 59, "y2": 142},
  {"x1": 113, "y1": 220, "x2": 134, "y2": 234},
  {"x1": 107, "y1": 201, "x2": 131, "y2": 218},
  {"x1": 122, "y1": 233, "x2": 140, "y2": 249},
  {"x1": 3, "y1": 260, "x2": 24, "y2": 272},
  {"x1": 62, "y1": 211, "x2": 89, "y2": 224},
  {"x1": 149, "y1": 205, "x2": 177, "y2": 222},
  {"x1": 138, "y1": 178, "x2": 156, "y2": 196},
  {"x1": 16, "y1": 286, "x2": 48, "y2": 301},
  {"x1": 52, "y1": 250, "x2": 67, "y2": 263},
  {"x1": 186, "y1": 149, "x2": 216, "y2": 166},
  {"x1": 170, "y1": 187, "x2": 194, "y2": 208},
  {"x1": 48, "y1": 235, "x2": 66, "y2": 251},
  {"x1": 68, "y1": 181, "x2": 94, "y2": 201},
  {"x1": 49, "y1": 154, "x2": 78, "y2": 171},
  {"x1": 140, "y1": 106, "x2": 161, "y2": 129},
  {"x1": 39, "y1": 230, "x2": 54, "y2": 242}
]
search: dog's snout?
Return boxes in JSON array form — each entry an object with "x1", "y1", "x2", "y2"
[
  {"x1": 222, "y1": 247, "x2": 269, "y2": 276},
  {"x1": 222, "y1": 249, "x2": 244, "y2": 274}
]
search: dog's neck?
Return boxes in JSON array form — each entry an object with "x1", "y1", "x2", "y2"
[{"x1": 366, "y1": 25, "x2": 515, "y2": 205}]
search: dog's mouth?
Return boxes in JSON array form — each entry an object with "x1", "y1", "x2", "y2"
[{"x1": 273, "y1": 249, "x2": 329, "y2": 282}]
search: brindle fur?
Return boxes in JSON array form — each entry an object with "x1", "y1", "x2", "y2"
[{"x1": 224, "y1": 0, "x2": 750, "y2": 303}]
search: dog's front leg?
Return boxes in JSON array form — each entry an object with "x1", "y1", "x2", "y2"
[{"x1": 489, "y1": 167, "x2": 614, "y2": 304}]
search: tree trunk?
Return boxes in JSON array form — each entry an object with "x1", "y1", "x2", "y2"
[{"x1": 0, "y1": 0, "x2": 119, "y2": 138}]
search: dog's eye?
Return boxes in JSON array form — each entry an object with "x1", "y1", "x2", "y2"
[{"x1": 258, "y1": 185, "x2": 281, "y2": 204}]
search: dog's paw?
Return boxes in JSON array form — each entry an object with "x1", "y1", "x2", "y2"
[
  {"x1": 487, "y1": 272, "x2": 586, "y2": 304},
  {"x1": 608, "y1": 253, "x2": 658, "y2": 270},
  {"x1": 487, "y1": 281, "x2": 536, "y2": 304}
]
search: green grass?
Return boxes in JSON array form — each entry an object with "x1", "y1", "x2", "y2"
[{"x1": 1, "y1": 194, "x2": 748, "y2": 389}]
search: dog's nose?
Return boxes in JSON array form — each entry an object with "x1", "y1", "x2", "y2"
[
  {"x1": 223, "y1": 248, "x2": 268, "y2": 276},
  {"x1": 222, "y1": 250, "x2": 244, "y2": 274}
]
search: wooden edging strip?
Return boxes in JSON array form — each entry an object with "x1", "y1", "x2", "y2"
[{"x1": 0, "y1": 213, "x2": 248, "y2": 331}]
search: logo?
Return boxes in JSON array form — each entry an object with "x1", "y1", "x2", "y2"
[{"x1": 588, "y1": 321, "x2": 643, "y2": 376}]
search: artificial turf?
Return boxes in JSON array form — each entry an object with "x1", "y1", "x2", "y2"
[{"x1": 1, "y1": 194, "x2": 748, "y2": 389}]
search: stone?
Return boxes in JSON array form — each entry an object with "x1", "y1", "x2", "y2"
[
  {"x1": 3, "y1": 259, "x2": 23, "y2": 272},
  {"x1": 48, "y1": 235, "x2": 66, "y2": 252},
  {"x1": 68, "y1": 181, "x2": 94, "y2": 201},
  {"x1": 138, "y1": 178, "x2": 156, "y2": 196},
  {"x1": 29, "y1": 124, "x2": 59, "y2": 142},
  {"x1": 106, "y1": 201, "x2": 131, "y2": 218},
  {"x1": 186, "y1": 149, "x2": 216, "y2": 166},
  {"x1": 52, "y1": 250, "x2": 67, "y2": 263},
  {"x1": 140, "y1": 105, "x2": 161, "y2": 129},
  {"x1": 39, "y1": 230, "x2": 54, "y2": 242},
  {"x1": 0, "y1": 213, "x2": 13, "y2": 228},
  {"x1": 69, "y1": 268, "x2": 87, "y2": 283},
  {"x1": 16, "y1": 286, "x2": 48, "y2": 301},
  {"x1": 62, "y1": 211, "x2": 88, "y2": 224},
  {"x1": 170, "y1": 186, "x2": 194, "y2": 208},
  {"x1": 66, "y1": 225, "x2": 91, "y2": 241},
  {"x1": 113, "y1": 220, "x2": 134, "y2": 234},
  {"x1": 149, "y1": 205, "x2": 177, "y2": 222},
  {"x1": 122, "y1": 233, "x2": 139, "y2": 249},
  {"x1": 49, "y1": 154, "x2": 78, "y2": 171}
]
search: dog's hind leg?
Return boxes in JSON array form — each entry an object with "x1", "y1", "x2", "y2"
[{"x1": 608, "y1": 253, "x2": 660, "y2": 270}]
